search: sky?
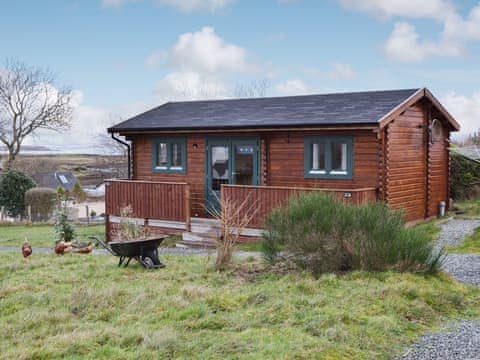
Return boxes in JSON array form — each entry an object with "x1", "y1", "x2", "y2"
[{"x1": 1, "y1": 0, "x2": 480, "y2": 152}]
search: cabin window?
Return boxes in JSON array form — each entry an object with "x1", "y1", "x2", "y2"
[
  {"x1": 304, "y1": 136, "x2": 353, "y2": 179},
  {"x1": 152, "y1": 137, "x2": 186, "y2": 173},
  {"x1": 431, "y1": 119, "x2": 443, "y2": 143}
]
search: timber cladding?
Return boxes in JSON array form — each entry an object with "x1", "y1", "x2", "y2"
[
  {"x1": 267, "y1": 130, "x2": 379, "y2": 189},
  {"x1": 131, "y1": 130, "x2": 380, "y2": 216},
  {"x1": 127, "y1": 99, "x2": 453, "y2": 224},
  {"x1": 384, "y1": 103, "x2": 450, "y2": 222},
  {"x1": 132, "y1": 134, "x2": 206, "y2": 217},
  {"x1": 385, "y1": 104, "x2": 427, "y2": 222}
]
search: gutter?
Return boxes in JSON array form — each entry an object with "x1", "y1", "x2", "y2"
[{"x1": 111, "y1": 133, "x2": 131, "y2": 179}]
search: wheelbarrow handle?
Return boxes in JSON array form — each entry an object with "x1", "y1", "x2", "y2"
[{"x1": 88, "y1": 236, "x2": 116, "y2": 256}]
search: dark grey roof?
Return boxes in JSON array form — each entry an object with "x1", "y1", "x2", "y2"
[
  {"x1": 55, "y1": 171, "x2": 77, "y2": 191},
  {"x1": 109, "y1": 88, "x2": 421, "y2": 132},
  {"x1": 33, "y1": 171, "x2": 77, "y2": 191}
]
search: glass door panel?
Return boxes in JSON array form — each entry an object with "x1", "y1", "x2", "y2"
[
  {"x1": 206, "y1": 138, "x2": 259, "y2": 213},
  {"x1": 233, "y1": 144, "x2": 255, "y2": 185},
  {"x1": 211, "y1": 145, "x2": 229, "y2": 191}
]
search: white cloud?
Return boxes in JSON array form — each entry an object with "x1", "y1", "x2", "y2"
[
  {"x1": 23, "y1": 90, "x2": 150, "y2": 153},
  {"x1": 155, "y1": 0, "x2": 233, "y2": 12},
  {"x1": 102, "y1": 0, "x2": 233, "y2": 12},
  {"x1": 443, "y1": 4, "x2": 480, "y2": 42},
  {"x1": 442, "y1": 91, "x2": 480, "y2": 137},
  {"x1": 165, "y1": 26, "x2": 250, "y2": 74},
  {"x1": 275, "y1": 79, "x2": 311, "y2": 96},
  {"x1": 154, "y1": 71, "x2": 229, "y2": 102},
  {"x1": 338, "y1": 0, "x2": 455, "y2": 21},
  {"x1": 101, "y1": 0, "x2": 138, "y2": 8},
  {"x1": 328, "y1": 63, "x2": 356, "y2": 80},
  {"x1": 339, "y1": 0, "x2": 480, "y2": 62},
  {"x1": 384, "y1": 22, "x2": 463, "y2": 62},
  {"x1": 146, "y1": 26, "x2": 253, "y2": 102}
]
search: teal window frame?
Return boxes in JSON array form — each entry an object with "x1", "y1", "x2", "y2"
[
  {"x1": 304, "y1": 135, "x2": 353, "y2": 179},
  {"x1": 151, "y1": 137, "x2": 187, "y2": 174}
]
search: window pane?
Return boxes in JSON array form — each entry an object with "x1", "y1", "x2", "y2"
[
  {"x1": 234, "y1": 145, "x2": 254, "y2": 185},
  {"x1": 171, "y1": 142, "x2": 182, "y2": 168},
  {"x1": 211, "y1": 145, "x2": 229, "y2": 191},
  {"x1": 310, "y1": 142, "x2": 326, "y2": 173},
  {"x1": 157, "y1": 143, "x2": 168, "y2": 167},
  {"x1": 331, "y1": 142, "x2": 347, "y2": 174}
]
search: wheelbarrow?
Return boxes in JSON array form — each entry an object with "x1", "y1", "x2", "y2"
[{"x1": 90, "y1": 236, "x2": 166, "y2": 269}]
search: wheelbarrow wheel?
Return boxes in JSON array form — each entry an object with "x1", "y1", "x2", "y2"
[
  {"x1": 142, "y1": 256, "x2": 155, "y2": 269},
  {"x1": 140, "y1": 250, "x2": 165, "y2": 269}
]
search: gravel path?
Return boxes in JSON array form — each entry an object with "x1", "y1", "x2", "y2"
[
  {"x1": 401, "y1": 218, "x2": 480, "y2": 359},
  {"x1": 401, "y1": 320, "x2": 480, "y2": 360},
  {"x1": 435, "y1": 218, "x2": 480, "y2": 251},
  {"x1": 436, "y1": 218, "x2": 480, "y2": 286}
]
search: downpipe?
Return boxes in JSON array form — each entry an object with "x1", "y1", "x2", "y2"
[{"x1": 111, "y1": 133, "x2": 131, "y2": 179}]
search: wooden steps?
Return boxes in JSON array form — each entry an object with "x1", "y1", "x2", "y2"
[
  {"x1": 175, "y1": 217, "x2": 263, "y2": 249},
  {"x1": 176, "y1": 218, "x2": 220, "y2": 249}
]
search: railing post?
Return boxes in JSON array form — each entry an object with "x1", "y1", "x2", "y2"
[
  {"x1": 105, "y1": 214, "x2": 110, "y2": 242},
  {"x1": 185, "y1": 184, "x2": 191, "y2": 232}
]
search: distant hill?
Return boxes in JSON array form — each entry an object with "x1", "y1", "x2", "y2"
[{"x1": 2, "y1": 154, "x2": 127, "y2": 187}]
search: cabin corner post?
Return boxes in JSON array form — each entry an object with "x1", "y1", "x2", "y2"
[
  {"x1": 185, "y1": 184, "x2": 191, "y2": 232},
  {"x1": 105, "y1": 214, "x2": 111, "y2": 242}
]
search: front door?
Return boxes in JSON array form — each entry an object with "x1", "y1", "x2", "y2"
[{"x1": 205, "y1": 137, "x2": 259, "y2": 212}]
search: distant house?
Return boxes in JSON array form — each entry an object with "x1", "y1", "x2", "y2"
[
  {"x1": 33, "y1": 171, "x2": 77, "y2": 191},
  {"x1": 103, "y1": 87, "x2": 460, "y2": 241},
  {"x1": 84, "y1": 181, "x2": 106, "y2": 198}
]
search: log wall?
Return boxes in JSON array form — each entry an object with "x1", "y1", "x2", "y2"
[{"x1": 385, "y1": 104, "x2": 427, "y2": 222}]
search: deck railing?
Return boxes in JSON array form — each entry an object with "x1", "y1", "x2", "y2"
[
  {"x1": 105, "y1": 179, "x2": 191, "y2": 233},
  {"x1": 221, "y1": 184, "x2": 378, "y2": 228}
]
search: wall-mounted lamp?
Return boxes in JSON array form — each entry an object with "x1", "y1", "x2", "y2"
[{"x1": 192, "y1": 143, "x2": 198, "y2": 149}]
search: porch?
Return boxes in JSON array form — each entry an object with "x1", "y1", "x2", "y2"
[{"x1": 105, "y1": 179, "x2": 377, "y2": 245}]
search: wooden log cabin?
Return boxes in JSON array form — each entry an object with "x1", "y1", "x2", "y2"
[{"x1": 105, "y1": 87, "x2": 460, "y2": 244}]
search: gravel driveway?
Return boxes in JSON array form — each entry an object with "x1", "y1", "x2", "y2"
[{"x1": 401, "y1": 218, "x2": 480, "y2": 359}]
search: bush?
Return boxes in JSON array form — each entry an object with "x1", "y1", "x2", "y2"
[
  {"x1": 0, "y1": 170, "x2": 36, "y2": 218},
  {"x1": 25, "y1": 188, "x2": 57, "y2": 222},
  {"x1": 71, "y1": 180, "x2": 86, "y2": 203},
  {"x1": 54, "y1": 199, "x2": 75, "y2": 243},
  {"x1": 262, "y1": 192, "x2": 442, "y2": 276},
  {"x1": 450, "y1": 152, "x2": 480, "y2": 200}
]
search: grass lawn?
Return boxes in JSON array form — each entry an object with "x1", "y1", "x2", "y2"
[
  {"x1": 449, "y1": 227, "x2": 480, "y2": 254},
  {"x1": 413, "y1": 218, "x2": 442, "y2": 242},
  {"x1": 455, "y1": 199, "x2": 480, "y2": 217},
  {"x1": 0, "y1": 223, "x2": 105, "y2": 248},
  {"x1": 1, "y1": 252, "x2": 479, "y2": 359}
]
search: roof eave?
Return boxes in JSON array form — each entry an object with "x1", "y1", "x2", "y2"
[
  {"x1": 109, "y1": 123, "x2": 379, "y2": 135},
  {"x1": 378, "y1": 87, "x2": 461, "y2": 131}
]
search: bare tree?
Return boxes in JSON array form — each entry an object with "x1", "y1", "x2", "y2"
[
  {"x1": 96, "y1": 115, "x2": 129, "y2": 157},
  {"x1": 0, "y1": 59, "x2": 74, "y2": 169},
  {"x1": 234, "y1": 78, "x2": 271, "y2": 98}
]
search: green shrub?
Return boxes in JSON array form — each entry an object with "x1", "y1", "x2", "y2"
[
  {"x1": 25, "y1": 188, "x2": 57, "y2": 222},
  {"x1": 54, "y1": 200, "x2": 75, "y2": 243},
  {"x1": 0, "y1": 170, "x2": 36, "y2": 217},
  {"x1": 450, "y1": 152, "x2": 480, "y2": 200},
  {"x1": 262, "y1": 192, "x2": 442, "y2": 276},
  {"x1": 71, "y1": 180, "x2": 86, "y2": 203}
]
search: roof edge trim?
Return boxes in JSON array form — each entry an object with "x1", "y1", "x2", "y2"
[{"x1": 378, "y1": 87, "x2": 460, "y2": 131}]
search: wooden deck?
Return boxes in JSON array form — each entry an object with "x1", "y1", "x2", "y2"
[
  {"x1": 221, "y1": 184, "x2": 378, "y2": 228},
  {"x1": 105, "y1": 179, "x2": 378, "y2": 243}
]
